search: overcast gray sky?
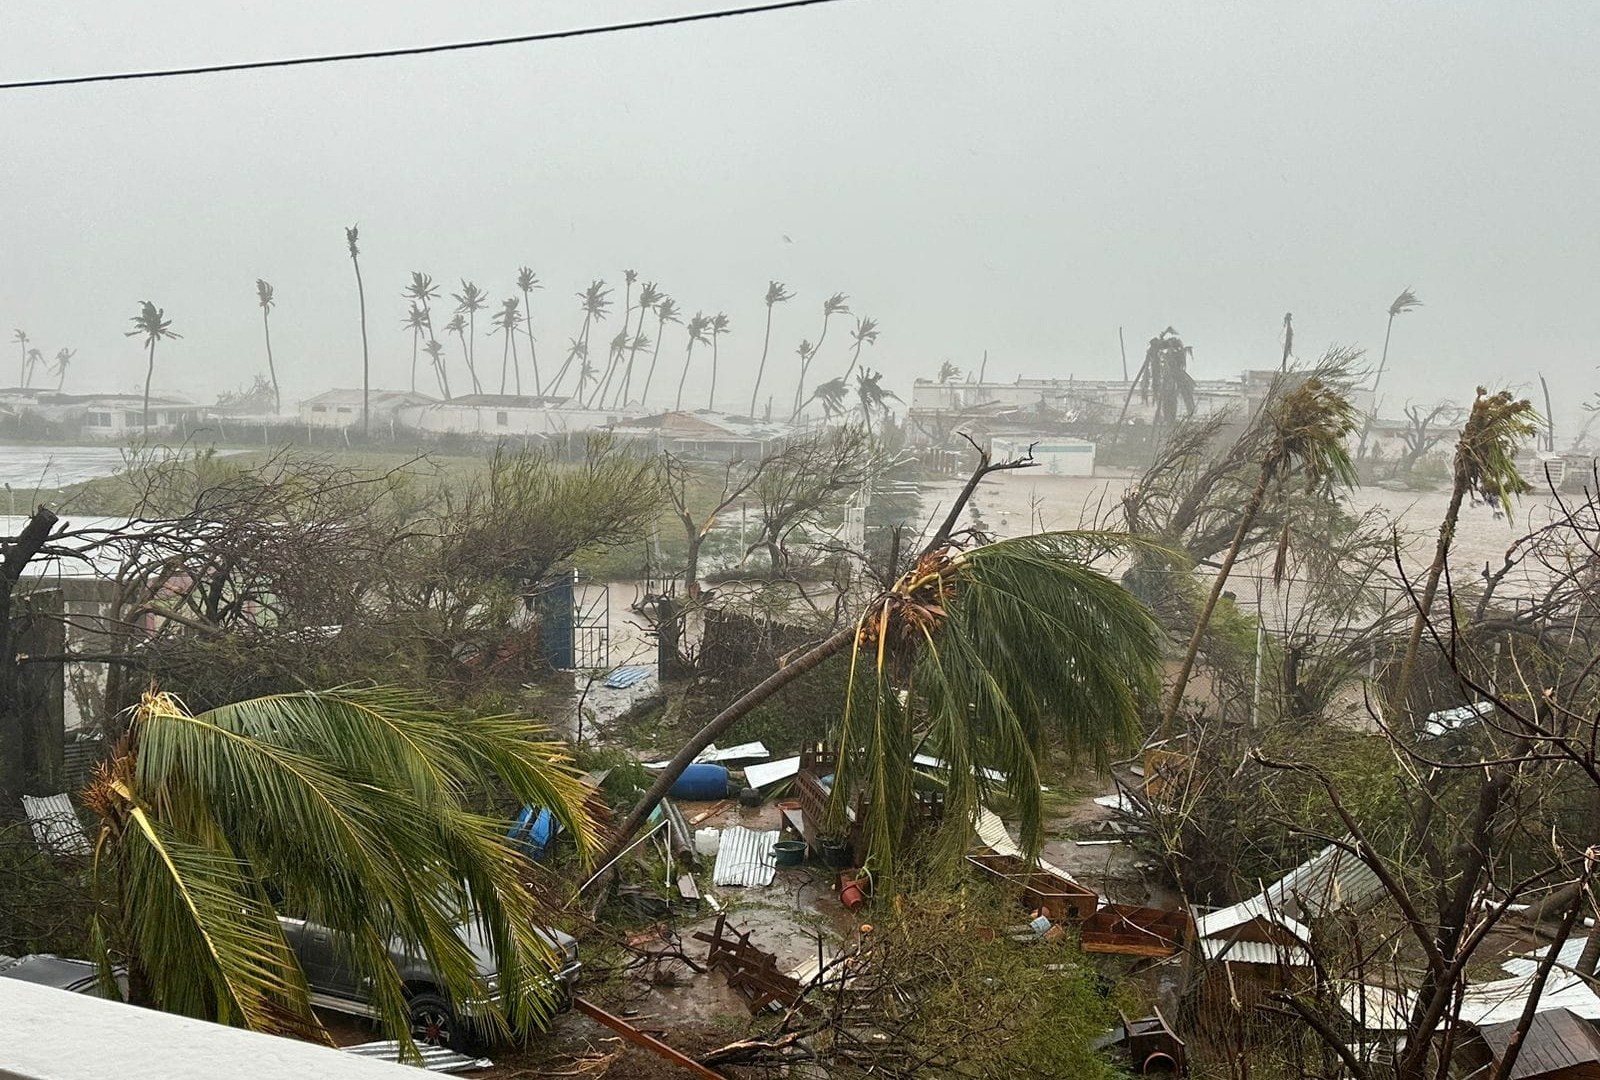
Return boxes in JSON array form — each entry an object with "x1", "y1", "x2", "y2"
[{"x1": 1, "y1": 1, "x2": 1596, "y2": 429}]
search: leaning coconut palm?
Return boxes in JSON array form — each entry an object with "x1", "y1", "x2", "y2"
[
  {"x1": 452, "y1": 281, "x2": 490, "y2": 397},
  {"x1": 749, "y1": 281, "x2": 794, "y2": 417},
  {"x1": 855, "y1": 368, "x2": 900, "y2": 435},
  {"x1": 125, "y1": 300, "x2": 181, "y2": 433},
  {"x1": 24, "y1": 348, "x2": 43, "y2": 388},
  {"x1": 51, "y1": 348, "x2": 74, "y2": 391},
  {"x1": 602, "y1": 470, "x2": 1161, "y2": 885},
  {"x1": 423, "y1": 338, "x2": 451, "y2": 399},
  {"x1": 547, "y1": 281, "x2": 611, "y2": 400},
  {"x1": 443, "y1": 313, "x2": 478, "y2": 394},
  {"x1": 402, "y1": 302, "x2": 431, "y2": 393},
  {"x1": 1371, "y1": 287, "x2": 1422, "y2": 398},
  {"x1": 841, "y1": 315, "x2": 878, "y2": 382},
  {"x1": 404, "y1": 272, "x2": 440, "y2": 326},
  {"x1": 11, "y1": 329, "x2": 27, "y2": 386},
  {"x1": 707, "y1": 312, "x2": 730, "y2": 411},
  {"x1": 639, "y1": 295, "x2": 680, "y2": 406},
  {"x1": 84, "y1": 687, "x2": 594, "y2": 1048},
  {"x1": 590, "y1": 330, "x2": 629, "y2": 409},
  {"x1": 344, "y1": 226, "x2": 370, "y2": 436},
  {"x1": 254, "y1": 279, "x2": 280, "y2": 413},
  {"x1": 614, "y1": 281, "x2": 661, "y2": 407},
  {"x1": 515, "y1": 267, "x2": 543, "y2": 395},
  {"x1": 1158, "y1": 362, "x2": 1360, "y2": 738},
  {"x1": 936, "y1": 360, "x2": 962, "y2": 383},
  {"x1": 788, "y1": 341, "x2": 814, "y2": 419},
  {"x1": 794, "y1": 291, "x2": 849, "y2": 416},
  {"x1": 1392, "y1": 388, "x2": 1539, "y2": 709},
  {"x1": 807, "y1": 375, "x2": 849, "y2": 420},
  {"x1": 674, "y1": 312, "x2": 712, "y2": 411},
  {"x1": 490, "y1": 298, "x2": 524, "y2": 395}
]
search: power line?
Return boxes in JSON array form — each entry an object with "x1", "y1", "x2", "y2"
[{"x1": 0, "y1": 0, "x2": 856, "y2": 91}]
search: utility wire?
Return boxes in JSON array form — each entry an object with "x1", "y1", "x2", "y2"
[{"x1": 0, "y1": 0, "x2": 855, "y2": 91}]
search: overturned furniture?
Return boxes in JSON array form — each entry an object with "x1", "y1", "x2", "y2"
[
  {"x1": 694, "y1": 913, "x2": 804, "y2": 1013},
  {"x1": 790, "y1": 744, "x2": 946, "y2": 867},
  {"x1": 1079, "y1": 903, "x2": 1193, "y2": 958},
  {"x1": 966, "y1": 848, "x2": 1097, "y2": 922}
]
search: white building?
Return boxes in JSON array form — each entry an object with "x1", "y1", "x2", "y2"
[
  {"x1": 396, "y1": 394, "x2": 641, "y2": 436},
  {"x1": 298, "y1": 389, "x2": 435, "y2": 430}
]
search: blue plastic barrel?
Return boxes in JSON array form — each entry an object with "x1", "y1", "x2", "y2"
[{"x1": 669, "y1": 763, "x2": 731, "y2": 801}]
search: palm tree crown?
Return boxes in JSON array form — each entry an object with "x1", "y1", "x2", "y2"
[
  {"x1": 84, "y1": 688, "x2": 595, "y2": 1046},
  {"x1": 126, "y1": 301, "x2": 181, "y2": 432}
]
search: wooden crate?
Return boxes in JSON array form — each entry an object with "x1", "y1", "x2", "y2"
[
  {"x1": 966, "y1": 850, "x2": 1097, "y2": 922},
  {"x1": 1080, "y1": 903, "x2": 1193, "y2": 957}
]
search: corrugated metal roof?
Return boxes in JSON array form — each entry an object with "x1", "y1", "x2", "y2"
[
  {"x1": 712, "y1": 826, "x2": 779, "y2": 887},
  {"x1": 1343, "y1": 972, "x2": 1600, "y2": 1032},
  {"x1": 339, "y1": 1041, "x2": 492, "y2": 1073},
  {"x1": 1195, "y1": 896, "x2": 1311, "y2": 946},
  {"x1": 1502, "y1": 937, "x2": 1587, "y2": 978},
  {"x1": 1200, "y1": 937, "x2": 1313, "y2": 967},
  {"x1": 21, "y1": 794, "x2": 89, "y2": 855},
  {"x1": 973, "y1": 807, "x2": 1087, "y2": 888},
  {"x1": 1260, "y1": 841, "x2": 1384, "y2": 921},
  {"x1": 602, "y1": 665, "x2": 653, "y2": 689}
]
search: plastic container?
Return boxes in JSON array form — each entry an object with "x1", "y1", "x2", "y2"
[
  {"x1": 669, "y1": 763, "x2": 731, "y2": 801},
  {"x1": 818, "y1": 837, "x2": 851, "y2": 869},
  {"x1": 772, "y1": 840, "x2": 807, "y2": 867},
  {"x1": 694, "y1": 827, "x2": 721, "y2": 858}
]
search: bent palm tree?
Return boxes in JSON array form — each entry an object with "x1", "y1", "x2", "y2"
[
  {"x1": 608, "y1": 523, "x2": 1160, "y2": 883},
  {"x1": 1392, "y1": 388, "x2": 1538, "y2": 708},
  {"x1": 807, "y1": 376, "x2": 849, "y2": 420},
  {"x1": 345, "y1": 226, "x2": 370, "y2": 437},
  {"x1": 423, "y1": 338, "x2": 451, "y2": 399},
  {"x1": 841, "y1": 315, "x2": 878, "y2": 382},
  {"x1": 854, "y1": 368, "x2": 900, "y2": 436},
  {"x1": 615, "y1": 281, "x2": 661, "y2": 407},
  {"x1": 750, "y1": 281, "x2": 793, "y2": 417},
  {"x1": 794, "y1": 291, "x2": 849, "y2": 416},
  {"x1": 51, "y1": 348, "x2": 74, "y2": 391},
  {"x1": 254, "y1": 280, "x2": 280, "y2": 413},
  {"x1": 674, "y1": 313, "x2": 712, "y2": 411},
  {"x1": 707, "y1": 312, "x2": 730, "y2": 411},
  {"x1": 594, "y1": 269, "x2": 636, "y2": 405},
  {"x1": 515, "y1": 267, "x2": 543, "y2": 395},
  {"x1": 11, "y1": 329, "x2": 27, "y2": 386},
  {"x1": 84, "y1": 688, "x2": 594, "y2": 1047},
  {"x1": 452, "y1": 282, "x2": 490, "y2": 397},
  {"x1": 1158, "y1": 366, "x2": 1360, "y2": 737},
  {"x1": 548, "y1": 281, "x2": 611, "y2": 400},
  {"x1": 402, "y1": 303, "x2": 431, "y2": 393},
  {"x1": 444, "y1": 313, "x2": 477, "y2": 394},
  {"x1": 639, "y1": 296, "x2": 679, "y2": 406},
  {"x1": 491, "y1": 298, "x2": 524, "y2": 395},
  {"x1": 125, "y1": 301, "x2": 181, "y2": 433},
  {"x1": 24, "y1": 348, "x2": 43, "y2": 389}
]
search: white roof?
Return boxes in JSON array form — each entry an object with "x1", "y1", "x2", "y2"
[
  {"x1": 1343, "y1": 971, "x2": 1600, "y2": 1032},
  {"x1": 1501, "y1": 937, "x2": 1588, "y2": 978},
  {"x1": 1260, "y1": 840, "x2": 1384, "y2": 920},
  {"x1": 1201, "y1": 937, "x2": 1313, "y2": 966},
  {"x1": 0, "y1": 977, "x2": 416, "y2": 1078},
  {"x1": 1195, "y1": 895, "x2": 1311, "y2": 946}
]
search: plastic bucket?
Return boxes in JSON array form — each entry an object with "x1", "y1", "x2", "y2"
[{"x1": 772, "y1": 840, "x2": 807, "y2": 867}]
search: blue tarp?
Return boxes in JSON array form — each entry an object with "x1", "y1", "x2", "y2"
[{"x1": 603, "y1": 665, "x2": 653, "y2": 689}]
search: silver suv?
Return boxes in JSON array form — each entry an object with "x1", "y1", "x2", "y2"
[{"x1": 277, "y1": 915, "x2": 580, "y2": 1052}]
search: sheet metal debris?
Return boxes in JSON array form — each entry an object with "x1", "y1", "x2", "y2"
[
  {"x1": 743, "y1": 755, "x2": 802, "y2": 790},
  {"x1": 1259, "y1": 840, "x2": 1383, "y2": 921},
  {"x1": 602, "y1": 665, "x2": 654, "y2": 689},
  {"x1": 646, "y1": 742, "x2": 771, "y2": 768},
  {"x1": 339, "y1": 1040, "x2": 492, "y2": 1073},
  {"x1": 21, "y1": 794, "x2": 90, "y2": 855},
  {"x1": 712, "y1": 825, "x2": 780, "y2": 887}
]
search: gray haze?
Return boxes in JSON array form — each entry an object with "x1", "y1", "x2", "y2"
[{"x1": 1, "y1": 1, "x2": 1597, "y2": 426}]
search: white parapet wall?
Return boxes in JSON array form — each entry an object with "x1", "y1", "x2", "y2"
[{"x1": 0, "y1": 979, "x2": 414, "y2": 1080}]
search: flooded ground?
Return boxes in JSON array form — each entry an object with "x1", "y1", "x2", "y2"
[{"x1": 0, "y1": 444, "x2": 131, "y2": 490}]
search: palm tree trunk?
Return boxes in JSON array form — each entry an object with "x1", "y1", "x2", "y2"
[
  {"x1": 548, "y1": 315, "x2": 591, "y2": 400},
  {"x1": 842, "y1": 340, "x2": 866, "y2": 383},
  {"x1": 1159, "y1": 467, "x2": 1272, "y2": 738},
  {"x1": 351, "y1": 257, "x2": 370, "y2": 438},
  {"x1": 143, "y1": 339, "x2": 157, "y2": 433},
  {"x1": 601, "y1": 625, "x2": 855, "y2": 869},
  {"x1": 16, "y1": 345, "x2": 24, "y2": 387},
  {"x1": 617, "y1": 331, "x2": 645, "y2": 408},
  {"x1": 455, "y1": 333, "x2": 479, "y2": 394},
  {"x1": 751, "y1": 305, "x2": 774, "y2": 417},
  {"x1": 467, "y1": 312, "x2": 478, "y2": 397},
  {"x1": 674, "y1": 341, "x2": 697, "y2": 412},
  {"x1": 261, "y1": 309, "x2": 279, "y2": 414},
  {"x1": 708, "y1": 338, "x2": 720, "y2": 412},
  {"x1": 1394, "y1": 479, "x2": 1468, "y2": 710},
  {"x1": 510, "y1": 331, "x2": 522, "y2": 396},
  {"x1": 520, "y1": 288, "x2": 542, "y2": 396},
  {"x1": 642, "y1": 320, "x2": 668, "y2": 406},
  {"x1": 410, "y1": 330, "x2": 419, "y2": 393},
  {"x1": 500, "y1": 333, "x2": 511, "y2": 395}
]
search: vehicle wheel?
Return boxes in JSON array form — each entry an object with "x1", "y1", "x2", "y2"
[{"x1": 407, "y1": 992, "x2": 463, "y2": 1051}]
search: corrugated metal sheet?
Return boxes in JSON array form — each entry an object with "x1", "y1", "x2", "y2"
[
  {"x1": 339, "y1": 1041, "x2": 492, "y2": 1073},
  {"x1": 602, "y1": 665, "x2": 653, "y2": 689},
  {"x1": 973, "y1": 808, "x2": 1086, "y2": 887},
  {"x1": 712, "y1": 826, "x2": 779, "y2": 887},
  {"x1": 1194, "y1": 896, "x2": 1311, "y2": 945},
  {"x1": 1260, "y1": 840, "x2": 1383, "y2": 921},
  {"x1": 1344, "y1": 972, "x2": 1600, "y2": 1032},
  {"x1": 1502, "y1": 937, "x2": 1586, "y2": 978},
  {"x1": 1200, "y1": 937, "x2": 1313, "y2": 967},
  {"x1": 21, "y1": 794, "x2": 89, "y2": 855}
]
